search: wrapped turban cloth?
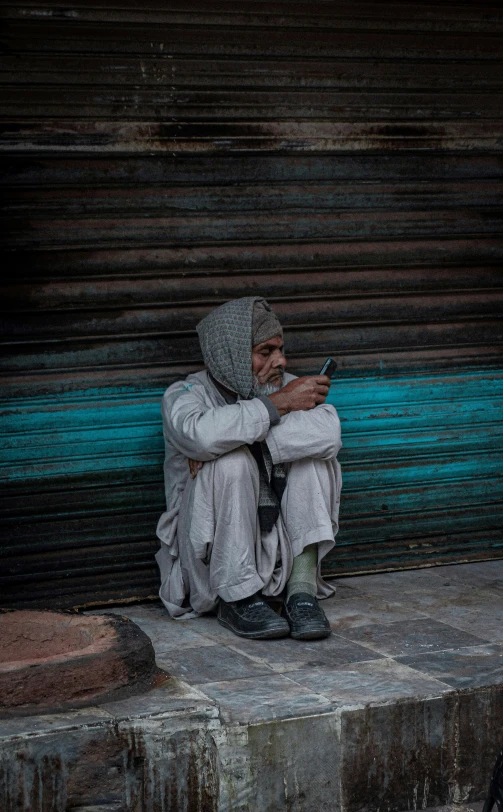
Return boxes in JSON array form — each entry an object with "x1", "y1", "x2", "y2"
[{"x1": 196, "y1": 297, "x2": 282, "y2": 399}]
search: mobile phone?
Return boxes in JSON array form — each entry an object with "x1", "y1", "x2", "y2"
[{"x1": 319, "y1": 358, "x2": 337, "y2": 378}]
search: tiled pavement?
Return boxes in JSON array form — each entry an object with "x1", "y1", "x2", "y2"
[
  {"x1": 3, "y1": 562, "x2": 501, "y2": 812},
  {"x1": 97, "y1": 560, "x2": 502, "y2": 810},
  {"x1": 108, "y1": 560, "x2": 503, "y2": 720}
]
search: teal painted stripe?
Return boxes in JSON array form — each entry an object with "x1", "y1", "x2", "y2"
[
  {"x1": 2, "y1": 449, "x2": 501, "y2": 485},
  {"x1": 3, "y1": 425, "x2": 502, "y2": 466},
  {"x1": 1, "y1": 369, "x2": 503, "y2": 478},
  {"x1": 1, "y1": 370, "x2": 502, "y2": 558},
  {"x1": 2, "y1": 397, "x2": 501, "y2": 438},
  {"x1": 1, "y1": 366, "x2": 501, "y2": 600}
]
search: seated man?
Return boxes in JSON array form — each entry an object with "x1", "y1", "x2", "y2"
[{"x1": 156, "y1": 296, "x2": 342, "y2": 640}]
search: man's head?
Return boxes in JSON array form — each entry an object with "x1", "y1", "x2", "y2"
[
  {"x1": 196, "y1": 296, "x2": 285, "y2": 399},
  {"x1": 251, "y1": 300, "x2": 286, "y2": 394}
]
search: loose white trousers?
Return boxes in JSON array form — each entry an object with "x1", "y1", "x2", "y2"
[{"x1": 156, "y1": 446, "x2": 341, "y2": 618}]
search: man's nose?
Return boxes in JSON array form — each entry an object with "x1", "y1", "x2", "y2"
[{"x1": 272, "y1": 351, "x2": 287, "y2": 368}]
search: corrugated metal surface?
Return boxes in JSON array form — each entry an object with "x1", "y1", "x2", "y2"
[{"x1": 1, "y1": 0, "x2": 502, "y2": 608}]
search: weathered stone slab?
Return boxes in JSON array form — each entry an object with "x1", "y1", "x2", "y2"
[
  {"x1": 214, "y1": 712, "x2": 341, "y2": 812},
  {"x1": 428, "y1": 561, "x2": 503, "y2": 591},
  {"x1": 222, "y1": 630, "x2": 383, "y2": 673},
  {"x1": 396, "y1": 584, "x2": 502, "y2": 614},
  {"x1": 199, "y1": 673, "x2": 331, "y2": 724},
  {"x1": 334, "y1": 618, "x2": 488, "y2": 657},
  {"x1": 409, "y1": 604, "x2": 503, "y2": 643},
  {"x1": 246, "y1": 713, "x2": 341, "y2": 812},
  {"x1": 323, "y1": 593, "x2": 428, "y2": 629},
  {"x1": 325, "y1": 581, "x2": 363, "y2": 600},
  {"x1": 286, "y1": 657, "x2": 452, "y2": 704},
  {"x1": 157, "y1": 643, "x2": 275, "y2": 684},
  {"x1": 341, "y1": 569, "x2": 454, "y2": 595},
  {"x1": 339, "y1": 687, "x2": 503, "y2": 812},
  {"x1": 101, "y1": 675, "x2": 218, "y2": 721},
  {"x1": 0, "y1": 714, "x2": 220, "y2": 812},
  {"x1": 0, "y1": 671, "x2": 220, "y2": 812},
  {"x1": 0, "y1": 707, "x2": 113, "y2": 739},
  {"x1": 397, "y1": 643, "x2": 503, "y2": 689}
]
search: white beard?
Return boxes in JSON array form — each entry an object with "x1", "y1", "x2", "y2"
[{"x1": 253, "y1": 374, "x2": 283, "y2": 396}]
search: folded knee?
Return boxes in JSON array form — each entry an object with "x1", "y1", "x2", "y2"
[{"x1": 213, "y1": 446, "x2": 257, "y2": 480}]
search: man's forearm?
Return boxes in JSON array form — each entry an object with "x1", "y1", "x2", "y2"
[
  {"x1": 265, "y1": 404, "x2": 342, "y2": 465},
  {"x1": 167, "y1": 395, "x2": 273, "y2": 460}
]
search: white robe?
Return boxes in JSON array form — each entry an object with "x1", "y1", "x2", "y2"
[{"x1": 156, "y1": 370, "x2": 342, "y2": 618}]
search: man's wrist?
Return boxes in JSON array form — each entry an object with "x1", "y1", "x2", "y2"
[
  {"x1": 267, "y1": 392, "x2": 289, "y2": 417},
  {"x1": 256, "y1": 394, "x2": 281, "y2": 426}
]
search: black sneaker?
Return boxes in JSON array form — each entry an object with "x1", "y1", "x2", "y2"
[
  {"x1": 218, "y1": 594, "x2": 290, "y2": 639},
  {"x1": 284, "y1": 592, "x2": 331, "y2": 640}
]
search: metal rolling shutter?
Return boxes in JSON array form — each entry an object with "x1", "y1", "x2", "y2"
[{"x1": 1, "y1": 0, "x2": 502, "y2": 608}]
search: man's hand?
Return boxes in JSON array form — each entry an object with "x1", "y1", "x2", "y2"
[
  {"x1": 188, "y1": 459, "x2": 204, "y2": 479},
  {"x1": 268, "y1": 375, "x2": 331, "y2": 416}
]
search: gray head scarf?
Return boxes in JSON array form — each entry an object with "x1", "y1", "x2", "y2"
[{"x1": 196, "y1": 297, "x2": 283, "y2": 398}]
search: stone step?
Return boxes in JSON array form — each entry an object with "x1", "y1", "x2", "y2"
[{"x1": 1, "y1": 561, "x2": 501, "y2": 812}]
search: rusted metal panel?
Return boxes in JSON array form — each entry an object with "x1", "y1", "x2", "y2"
[
  {"x1": 2, "y1": 153, "x2": 501, "y2": 186},
  {"x1": 3, "y1": 239, "x2": 502, "y2": 289},
  {"x1": 3, "y1": 321, "x2": 503, "y2": 380},
  {"x1": 4, "y1": 0, "x2": 503, "y2": 30},
  {"x1": 5, "y1": 180, "x2": 503, "y2": 215},
  {"x1": 0, "y1": 0, "x2": 502, "y2": 608},
  {"x1": 3, "y1": 210, "x2": 503, "y2": 251},
  {"x1": 2, "y1": 120, "x2": 503, "y2": 153},
  {"x1": 3, "y1": 293, "x2": 503, "y2": 343},
  {"x1": 4, "y1": 87, "x2": 503, "y2": 121},
  {"x1": 4, "y1": 56, "x2": 503, "y2": 91},
  {"x1": 4, "y1": 266, "x2": 503, "y2": 311},
  {"x1": 2, "y1": 16, "x2": 503, "y2": 60}
]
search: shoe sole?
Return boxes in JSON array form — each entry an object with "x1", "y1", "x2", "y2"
[{"x1": 217, "y1": 615, "x2": 290, "y2": 640}]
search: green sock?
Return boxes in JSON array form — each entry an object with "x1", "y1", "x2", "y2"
[{"x1": 286, "y1": 543, "x2": 318, "y2": 601}]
